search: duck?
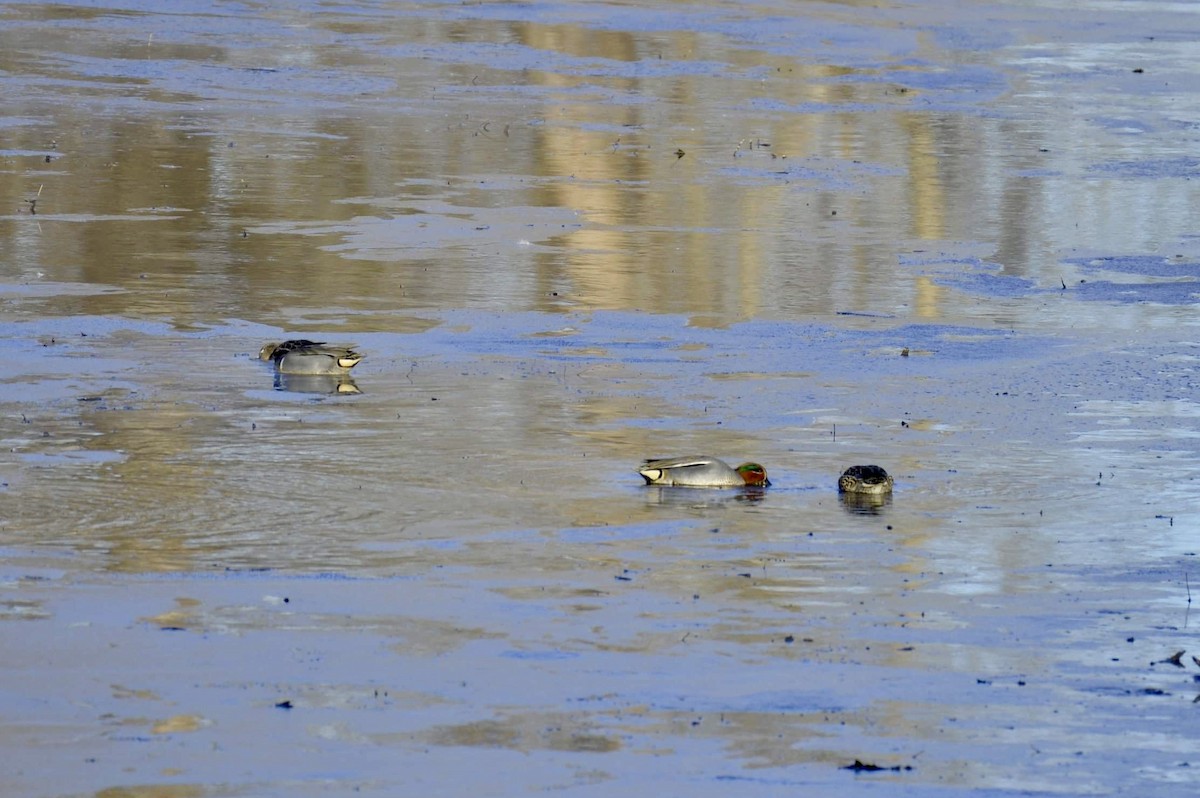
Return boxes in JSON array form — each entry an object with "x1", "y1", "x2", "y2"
[
  {"x1": 838, "y1": 465, "x2": 894, "y2": 495},
  {"x1": 638, "y1": 456, "x2": 770, "y2": 488},
  {"x1": 259, "y1": 339, "x2": 363, "y2": 375}
]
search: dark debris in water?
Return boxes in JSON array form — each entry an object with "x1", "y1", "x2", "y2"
[
  {"x1": 1155, "y1": 650, "x2": 1186, "y2": 668},
  {"x1": 841, "y1": 759, "x2": 913, "y2": 773}
]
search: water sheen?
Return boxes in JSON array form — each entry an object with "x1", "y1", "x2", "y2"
[{"x1": 1, "y1": 1, "x2": 1199, "y2": 796}]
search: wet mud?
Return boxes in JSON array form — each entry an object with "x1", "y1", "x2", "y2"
[{"x1": 2, "y1": 1, "x2": 1200, "y2": 796}]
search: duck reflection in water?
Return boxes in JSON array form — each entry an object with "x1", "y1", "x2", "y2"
[
  {"x1": 642, "y1": 485, "x2": 768, "y2": 508},
  {"x1": 274, "y1": 372, "x2": 362, "y2": 395},
  {"x1": 838, "y1": 490, "x2": 891, "y2": 515}
]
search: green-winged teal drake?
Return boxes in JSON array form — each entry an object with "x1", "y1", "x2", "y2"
[
  {"x1": 638, "y1": 456, "x2": 770, "y2": 488},
  {"x1": 259, "y1": 339, "x2": 363, "y2": 375}
]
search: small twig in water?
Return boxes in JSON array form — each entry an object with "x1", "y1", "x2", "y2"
[{"x1": 1158, "y1": 650, "x2": 1186, "y2": 668}]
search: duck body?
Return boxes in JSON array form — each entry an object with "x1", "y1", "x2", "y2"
[
  {"x1": 838, "y1": 465, "x2": 894, "y2": 495},
  {"x1": 638, "y1": 456, "x2": 770, "y2": 488},
  {"x1": 259, "y1": 339, "x2": 363, "y2": 375}
]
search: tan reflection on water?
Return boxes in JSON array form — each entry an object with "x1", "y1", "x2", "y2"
[
  {"x1": 425, "y1": 715, "x2": 621, "y2": 754},
  {"x1": 0, "y1": 0, "x2": 1105, "y2": 328},
  {"x1": 519, "y1": 17, "x2": 927, "y2": 320},
  {"x1": 3, "y1": 3, "x2": 1190, "y2": 331},
  {"x1": 95, "y1": 788, "x2": 206, "y2": 798},
  {"x1": 150, "y1": 714, "x2": 210, "y2": 735}
]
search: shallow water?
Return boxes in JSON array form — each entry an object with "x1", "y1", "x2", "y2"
[{"x1": 2, "y1": 1, "x2": 1200, "y2": 796}]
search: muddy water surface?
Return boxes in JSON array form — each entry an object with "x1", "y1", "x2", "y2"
[{"x1": 2, "y1": 1, "x2": 1200, "y2": 796}]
